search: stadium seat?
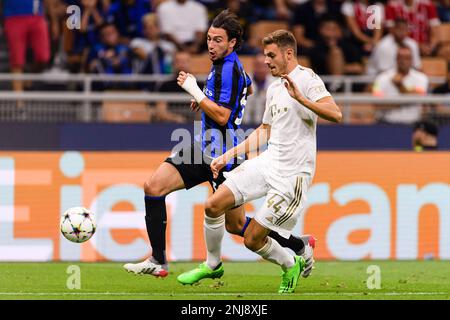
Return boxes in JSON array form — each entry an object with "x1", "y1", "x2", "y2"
[
  {"x1": 421, "y1": 57, "x2": 448, "y2": 78},
  {"x1": 102, "y1": 99, "x2": 151, "y2": 123},
  {"x1": 437, "y1": 23, "x2": 450, "y2": 44},
  {"x1": 437, "y1": 42, "x2": 450, "y2": 61}
]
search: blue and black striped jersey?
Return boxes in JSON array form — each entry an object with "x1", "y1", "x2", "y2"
[{"x1": 198, "y1": 51, "x2": 252, "y2": 166}]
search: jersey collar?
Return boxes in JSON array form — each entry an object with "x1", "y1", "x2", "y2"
[
  {"x1": 213, "y1": 51, "x2": 237, "y2": 65},
  {"x1": 288, "y1": 65, "x2": 301, "y2": 78},
  {"x1": 278, "y1": 65, "x2": 301, "y2": 85}
]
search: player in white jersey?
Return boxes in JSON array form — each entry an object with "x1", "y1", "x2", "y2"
[{"x1": 177, "y1": 30, "x2": 342, "y2": 293}]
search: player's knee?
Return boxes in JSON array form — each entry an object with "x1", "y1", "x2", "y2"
[
  {"x1": 144, "y1": 178, "x2": 166, "y2": 197},
  {"x1": 204, "y1": 198, "x2": 223, "y2": 217},
  {"x1": 225, "y1": 220, "x2": 242, "y2": 235}
]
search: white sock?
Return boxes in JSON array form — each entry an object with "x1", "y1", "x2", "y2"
[
  {"x1": 255, "y1": 237, "x2": 295, "y2": 271},
  {"x1": 204, "y1": 214, "x2": 225, "y2": 270}
]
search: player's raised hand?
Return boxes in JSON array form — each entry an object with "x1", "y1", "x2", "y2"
[
  {"x1": 177, "y1": 71, "x2": 189, "y2": 86},
  {"x1": 177, "y1": 71, "x2": 206, "y2": 104},
  {"x1": 210, "y1": 155, "x2": 227, "y2": 179},
  {"x1": 281, "y1": 74, "x2": 304, "y2": 102}
]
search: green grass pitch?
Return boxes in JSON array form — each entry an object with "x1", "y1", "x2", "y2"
[{"x1": 0, "y1": 261, "x2": 449, "y2": 300}]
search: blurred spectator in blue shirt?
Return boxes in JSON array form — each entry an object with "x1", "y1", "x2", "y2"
[
  {"x1": 436, "y1": 0, "x2": 450, "y2": 22},
  {"x1": 64, "y1": 0, "x2": 110, "y2": 13},
  {"x1": 88, "y1": 23, "x2": 133, "y2": 75},
  {"x1": 106, "y1": 0, "x2": 152, "y2": 43},
  {"x1": 65, "y1": 0, "x2": 106, "y2": 72},
  {"x1": 248, "y1": 0, "x2": 291, "y2": 22},
  {"x1": 197, "y1": 0, "x2": 222, "y2": 12}
]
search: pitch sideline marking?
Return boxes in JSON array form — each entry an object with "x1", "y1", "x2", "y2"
[{"x1": 0, "y1": 292, "x2": 448, "y2": 297}]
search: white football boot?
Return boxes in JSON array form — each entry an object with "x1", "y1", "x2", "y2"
[
  {"x1": 299, "y1": 235, "x2": 316, "y2": 278},
  {"x1": 123, "y1": 257, "x2": 169, "y2": 277}
]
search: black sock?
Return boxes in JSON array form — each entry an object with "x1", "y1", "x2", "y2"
[
  {"x1": 268, "y1": 230, "x2": 305, "y2": 255},
  {"x1": 144, "y1": 195, "x2": 167, "y2": 265},
  {"x1": 239, "y1": 216, "x2": 305, "y2": 254}
]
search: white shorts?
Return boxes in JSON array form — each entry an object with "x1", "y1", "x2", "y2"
[{"x1": 223, "y1": 156, "x2": 311, "y2": 238}]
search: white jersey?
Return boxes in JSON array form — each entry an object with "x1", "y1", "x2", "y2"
[{"x1": 261, "y1": 65, "x2": 331, "y2": 177}]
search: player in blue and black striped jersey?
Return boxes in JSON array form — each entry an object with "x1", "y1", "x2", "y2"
[{"x1": 124, "y1": 10, "x2": 314, "y2": 278}]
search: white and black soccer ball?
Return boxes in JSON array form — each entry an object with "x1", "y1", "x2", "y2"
[{"x1": 60, "y1": 207, "x2": 96, "y2": 243}]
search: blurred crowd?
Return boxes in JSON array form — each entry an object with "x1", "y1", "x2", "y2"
[{"x1": 1, "y1": 0, "x2": 450, "y2": 125}]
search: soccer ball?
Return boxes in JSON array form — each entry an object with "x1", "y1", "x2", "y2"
[{"x1": 60, "y1": 207, "x2": 96, "y2": 243}]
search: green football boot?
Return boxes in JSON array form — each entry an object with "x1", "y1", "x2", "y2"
[
  {"x1": 177, "y1": 262, "x2": 224, "y2": 285},
  {"x1": 278, "y1": 256, "x2": 305, "y2": 293}
]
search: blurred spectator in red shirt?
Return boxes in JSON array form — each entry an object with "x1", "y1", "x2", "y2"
[
  {"x1": 341, "y1": 0, "x2": 385, "y2": 56},
  {"x1": 385, "y1": 0, "x2": 441, "y2": 56},
  {"x1": 2, "y1": 0, "x2": 56, "y2": 94}
]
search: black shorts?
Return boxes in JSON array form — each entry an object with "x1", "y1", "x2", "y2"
[{"x1": 165, "y1": 143, "x2": 240, "y2": 191}]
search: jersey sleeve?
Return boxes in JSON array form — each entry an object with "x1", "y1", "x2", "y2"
[
  {"x1": 262, "y1": 86, "x2": 274, "y2": 125},
  {"x1": 305, "y1": 72, "x2": 331, "y2": 102},
  {"x1": 384, "y1": 3, "x2": 395, "y2": 28},
  {"x1": 245, "y1": 72, "x2": 252, "y2": 88},
  {"x1": 372, "y1": 73, "x2": 388, "y2": 96},
  {"x1": 414, "y1": 74, "x2": 429, "y2": 94}
]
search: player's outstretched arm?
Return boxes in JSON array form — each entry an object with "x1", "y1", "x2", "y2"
[
  {"x1": 281, "y1": 74, "x2": 342, "y2": 123},
  {"x1": 177, "y1": 71, "x2": 231, "y2": 126},
  {"x1": 211, "y1": 124, "x2": 270, "y2": 178}
]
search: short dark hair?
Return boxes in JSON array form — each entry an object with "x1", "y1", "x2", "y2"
[
  {"x1": 262, "y1": 30, "x2": 297, "y2": 56},
  {"x1": 211, "y1": 9, "x2": 243, "y2": 51},
  {"x1": 397, "y1": 43, "x2": 412, "y2": 54},
  {"x1": 319, "y1": 14, "x2": 342, "y2": 28}
]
